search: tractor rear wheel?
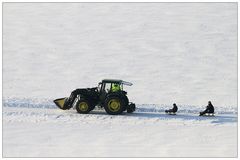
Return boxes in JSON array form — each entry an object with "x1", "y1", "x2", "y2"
[
  {"x1": 104, "y1": 96, "x2": 124, "y2": 115},
  {"x1": 76, "y1": 99, "x2": 91, "y2": 114}
]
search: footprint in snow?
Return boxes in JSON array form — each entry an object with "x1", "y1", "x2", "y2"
[{"x1": 56, "y1": 115, "x2": 63, "y2": 119}]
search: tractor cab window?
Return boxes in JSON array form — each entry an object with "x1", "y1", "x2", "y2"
[
  {"x1": 101, "y1": 82, "x2": 123, "y2": 93},
  {"x1": 111, "y1": 83, "x2": 121, "y2": 92},
  {"x1": 104, "y1": 83, "x2": 112, "y2": 93},
  {"x1": 97, "y1": 82, "x2": 102, "y2": 92}
]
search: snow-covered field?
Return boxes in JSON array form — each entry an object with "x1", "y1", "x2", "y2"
[
  {"x1": 3, "y1": 99, "x2": 238, "y2": 157},
  {"x1": 2, "y1": 3, "x2": 237, "y2": 157}
]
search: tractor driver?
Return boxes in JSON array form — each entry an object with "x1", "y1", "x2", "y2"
[{"x1": 111, "y1": 83, "x2": 121, "y2": 92}]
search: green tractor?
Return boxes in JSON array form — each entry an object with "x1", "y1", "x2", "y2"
[{"x1": 54, "y1": 79, "x2": 136, "y2": 115}]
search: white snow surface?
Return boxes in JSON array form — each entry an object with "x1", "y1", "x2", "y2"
[
  {"x1": 2, "y1": 3, "x2": 238, "y2": 158},
  {"x1": 3, "y1": 3, "x2": 237, "y2": 106},
  {"x1": 3, "y1": 99, "x2": 238, "y2": 157}
]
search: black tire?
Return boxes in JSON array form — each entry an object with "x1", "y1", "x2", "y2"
[
  {"x1": 122, "y1": 96, "x2": 129, "y2": 111},
  {"x1": 104, "y1": 96, "x2": 124, "y2": 115},
  {"x1": 76, "y1": 99, "x2": 91, "y2": 114},
  {"x1": 90, "y1": 105, "x2": 95, "y2": 111}
]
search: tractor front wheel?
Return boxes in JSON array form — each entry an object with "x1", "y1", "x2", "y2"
[
  {"x1": 104, "y1": 96, "x2": 124, "y2": 115},
  {"x1": 76, "y1": 99, "x2": 91, "y2": 114}
]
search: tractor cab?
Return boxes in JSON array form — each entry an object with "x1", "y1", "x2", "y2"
[
  {"x1": 96, "y1": 79, "x2": 134, "y2": 113},
  {"x1": 98, "y1": 79, "x2": 132, "y2": 94}
]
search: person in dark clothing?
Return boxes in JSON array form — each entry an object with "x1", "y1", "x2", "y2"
[
  {"x1": 111, "y1": 83, "x2": 121, "y2": 92},
  {"x1": 165, "y1": 103, "x2": 178, "y2": 113},
  {"x1": 199, "y1": 101, "x2": 215, "y2": 116}
]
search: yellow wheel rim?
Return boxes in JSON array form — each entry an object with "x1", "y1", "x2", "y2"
[
  {"x1": 78, "y1": 102, "x2": 88, "y2": 112},
  {"x1": 108, "y1": 99, "x2": 120, "y2": 112}
]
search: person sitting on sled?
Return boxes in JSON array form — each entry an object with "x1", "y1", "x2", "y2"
[
  {"x1": 165, "y1": 103, "x2": 178, "y2": 113},
  {"x1": 111, "y1": 83, "x2": 121, "y2": 92},
  {"x1": 199, "y1": 101, "x2": 214, "y2": 116}
]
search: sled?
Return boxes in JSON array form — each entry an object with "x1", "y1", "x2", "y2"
[
  {"x1": 167, "y1": 112, "x2": 176, "y2": 115},
  {"x1": 199, "y1": 113, "x2": 215, "y2": 116},
  {"x1": 165, "y1": 111, "x2": 177, "y2": 115}
]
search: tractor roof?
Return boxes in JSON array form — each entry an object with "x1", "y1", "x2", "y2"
[{"x1": 102, "y1": 79, "x2": 133, "y2": 86}]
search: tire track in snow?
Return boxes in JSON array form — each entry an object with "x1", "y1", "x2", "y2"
[
  {"x1": 3, "y1": 98, "x2": 237, "y2": 114},
  {"x1": 3, "y1": 98, "x2": 237, "y2": 126}
]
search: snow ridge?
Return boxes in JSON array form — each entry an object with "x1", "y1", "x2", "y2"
[{"x1": 3, "y1": 98, "x2": 56, "y2": 109}]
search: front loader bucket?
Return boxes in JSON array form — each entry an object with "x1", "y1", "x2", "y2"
[{"x1": 54, "y1": 97, "x2": 71, "y2": 110}]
